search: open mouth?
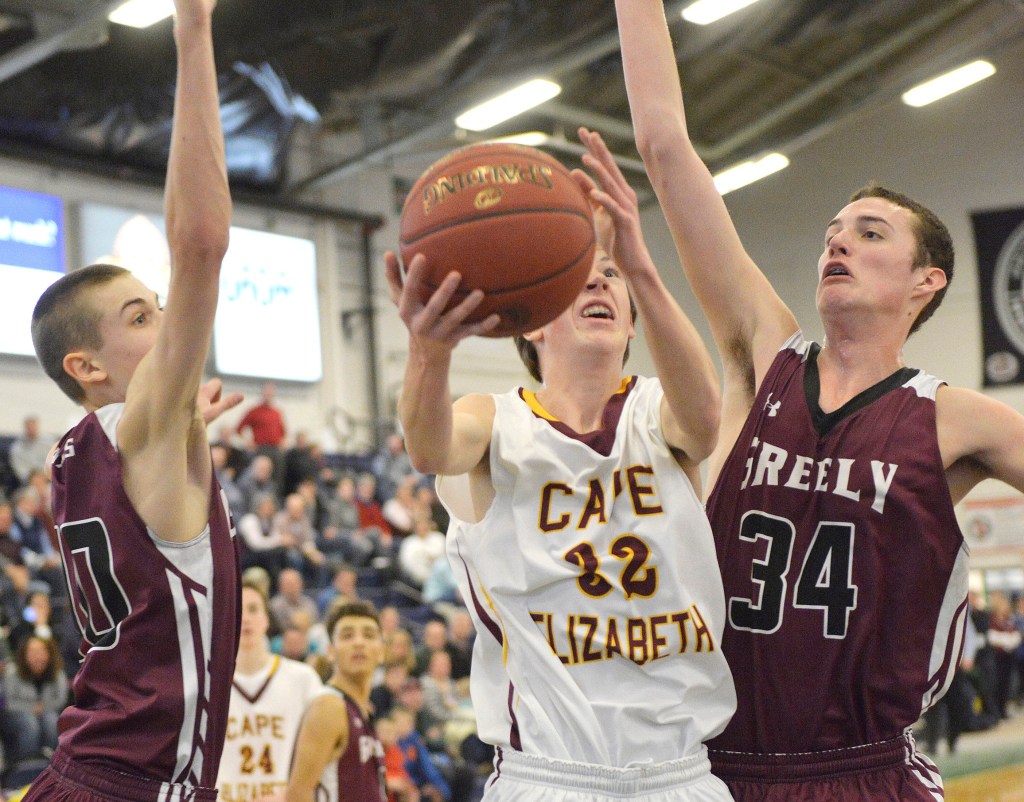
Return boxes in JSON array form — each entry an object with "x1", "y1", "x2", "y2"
[
  {"x1": 581, "y1": 302, "x2": 615, "y2": 320},
  {"x1": 823, "y1": 262, "x2": 850, "y2": 279}
]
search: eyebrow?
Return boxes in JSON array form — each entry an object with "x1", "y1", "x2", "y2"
[
  {"x1": 826, "y1": 215, "x2": 895, "y2": 231},
  {"x1": 119, "y1": 292, "x2": 159, "y2": 316}
]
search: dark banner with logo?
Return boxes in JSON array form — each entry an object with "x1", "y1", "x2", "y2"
[{"x1": 973, "y1": 207, "x2": 1024, "y2": 386}]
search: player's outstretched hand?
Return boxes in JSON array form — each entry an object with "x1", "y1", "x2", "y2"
[
  {"x1": 198, "y1": 378, "x2": 243, "y2": 425},
  {"x1": 384, "y1": 251, "x2": 499, "y2": 355},
  {"x1": 575, "y1": 127, "x2": 653, "y2": 281}
]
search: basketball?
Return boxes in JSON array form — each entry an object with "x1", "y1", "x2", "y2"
[{"x1": 398, "y1": 142, "x2": 596, "y2": 338}]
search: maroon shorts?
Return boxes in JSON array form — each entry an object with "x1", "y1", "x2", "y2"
[
  {"x1": 709, "y1": 732, "x2": 945, "y2": 801},
  {"x1": 21, "y1": 750, "x2": 218, "y2": 802}
]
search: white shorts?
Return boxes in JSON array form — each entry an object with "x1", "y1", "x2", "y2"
[{"x1": 482, "y1": 748, "x2": 735, "y2": 802}]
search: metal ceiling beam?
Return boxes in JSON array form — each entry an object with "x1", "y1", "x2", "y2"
[
  {"x1": 289, "y1": 1, "x2": 693, "y2": 196},
  {"x1": 0, "y1": 0, "x2": 124, "y2": 85}
]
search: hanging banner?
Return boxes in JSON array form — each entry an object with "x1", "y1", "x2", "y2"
[{"x1": 973, "y1": 206, "x2": 1024, "y2": 386}]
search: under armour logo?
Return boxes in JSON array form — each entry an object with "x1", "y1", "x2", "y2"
[{"x1": 764, "y1": 394, "x2": 781, "y2": 417}]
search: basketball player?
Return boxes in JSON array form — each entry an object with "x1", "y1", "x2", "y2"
[
  {"x1": 217, "y1": 581, "x2": 323, "y2": 802},
  {"x1": 613, "y1": 1, "x2": 1024, "y2": 799},
  {"x1": 23, "y1": 0, "x2": 242, "y2": 800},
  {"x1": 285, "y1": 601, "x2": 388, "y2": 802},
  {"x1": 384, "y1": 130, "x2": 736, "y2": 801}
]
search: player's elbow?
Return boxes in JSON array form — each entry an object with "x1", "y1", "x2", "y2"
[{"x1": 169, "y1": 221, "x2": 230, "y2": 268}]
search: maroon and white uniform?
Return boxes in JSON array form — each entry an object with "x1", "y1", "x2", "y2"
[
  {"x1": 312, "y1": 686, "x2": 387, "y2": 802},
  {"x1": 706, "y1": 332, "x2": 967, "y2": 799},
  {"x1": 44, "y1": 404, "x2": 241, "y2": 797}
]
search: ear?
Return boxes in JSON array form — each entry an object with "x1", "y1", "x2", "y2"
[
  {"x1": 62, "y1": 350, "x2": 107, "y2": 387},
  {"x1": 912, "y1": 265, "x2": 947, "y2": 298},
  {"x1": 522, "y1": 326, "x2": 544, "y2": 345}
]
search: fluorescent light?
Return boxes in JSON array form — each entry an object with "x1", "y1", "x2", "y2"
[
  {"x1": 682, "y1": 0, "x2": 763, "y2": 25},
  {"x1": 901, "y1": 60, "x2": 996, "y2": 107},
  {"x1": 455, "y1": 79, "x2": 561, "y2": 132},
  {"x1": 109, "y1": 0, "x2": 174, "y2": 28},
  {"x1": 713, "y1": 153, "x2": 789, "y2": 195},
  {"x1": 490, "y1": 132, "x2": 550, "y2": 147}
]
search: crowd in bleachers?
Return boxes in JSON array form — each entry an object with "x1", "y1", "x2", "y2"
[
  {"x1": 0, "y1": 412, "x2": 491, "y2": 799},
  {"x1": 4, "y1": 409, "x2": 1024, "y2": 796}
]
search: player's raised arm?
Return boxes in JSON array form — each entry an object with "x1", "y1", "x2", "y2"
[
  {"x1": 577, "y1": 128, "x2": 719, "y2": 465},
  {"x1": 615, "y1": 0, "x2": 795, "y2": 388},
  {"x1": 385, "y1": 252, "x2": 497, "y2": 477},
  {"x1": 123, "y1": 0, "x2": 230, "y2": 441}
]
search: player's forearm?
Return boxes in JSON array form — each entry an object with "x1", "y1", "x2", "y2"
[
  {"x1": 166, "y1": 10, "x2": 230, "y2": 273},
  {"x1": 398, "y1": 347, "x2": 456, "y2": 475},
  {"x1": 631, "y1": 268, "x2": 720, "y2": 459}
]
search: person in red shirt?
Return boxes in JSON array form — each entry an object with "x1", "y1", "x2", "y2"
[{"x1": 237, "y1": 381, "x2": 287, "y2": 448}]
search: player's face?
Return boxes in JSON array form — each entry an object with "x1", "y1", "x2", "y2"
[
  {"x1": 815, "y1": 197, "x2": 923, "y2": 319},
  {"x1": 239, "y1": 587, "x2": 270, "y2": 646},
  {"x1": 89, "y1": 273, "x2": 164, "y2": 399},
  {"x1": 541, "y1": 249, "x2": 635, "y2": 352},
  {"x1": 331, "y1": 615, "x2": 385, "y2": 679}
]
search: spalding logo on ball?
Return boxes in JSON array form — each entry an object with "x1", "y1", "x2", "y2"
[{"x1": 399, "y1": 142, "x2": 596, "y2": 338}]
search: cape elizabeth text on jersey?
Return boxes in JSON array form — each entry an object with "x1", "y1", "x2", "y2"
[{"x1": 528, "y1": 464, "x2": 718, "y2": 668}]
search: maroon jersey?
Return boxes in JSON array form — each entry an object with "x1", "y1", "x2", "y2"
[
  {"x1": 50, "y1": 404, "x2": 241, "y2": 790},
  {"x1": 315, "y1": 686, "x2": 387, "y2": 802},
  {"x1": 707, "y1": 333, "x2": 969, "y2": 756}
]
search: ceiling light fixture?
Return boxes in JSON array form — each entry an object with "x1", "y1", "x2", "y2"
[
  {"x1": 682, "y1": 0, "x2": 763, "y2": 26},
  {"x1": 713, "y1": 153, "x2": 789, "y2": 195},
  {"x1": 490, "y1": 132, "x2": 550, "y2": 147},
  {"x1": 455, "y1": 79, "x2": 562, "y2": 132},
  {"x1": 901, "y1": 60, "x2": 996, "y2": 107},
  {"x1": 108, "y1": 0, "x2": 174, "y2": 29}
]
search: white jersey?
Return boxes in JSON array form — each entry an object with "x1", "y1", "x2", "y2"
[
  {"x1": 216, "y1": 655, "x2": 323, "y2": 802},
  {"x1": 441, "y1": 377, "x2": 736, "y2": 769}
]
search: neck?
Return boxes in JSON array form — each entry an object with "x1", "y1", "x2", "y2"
[
  {"x1": 816, "y1": 334, "x2": 906, "y2": 412},
  {"x1": 235, "y1": 642, "x2": 272, "y2": 675},
  {"x1": 330, "y1": 672, "x2": 373, "y2": 708},
  {"x1": 536, "y1": 364, "x2": 625, "y2": 434}
]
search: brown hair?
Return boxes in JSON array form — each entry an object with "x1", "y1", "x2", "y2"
[
  {"x1": 848, "y1": 184, "x2": 954, "y2": 335},
  {"x1": 15, "y1": 635, "x2": 63, "y2": 684},
  {"x1": 31, "y1": 263, "x2": 131, "y2": 402},
  {"x1": 325, "y1": 599, "x2": 381, "y2": 641},
  {"x1": 514, "y1": 292, "x2": 639, "y2": 383}
]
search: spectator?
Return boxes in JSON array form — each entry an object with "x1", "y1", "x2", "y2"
[
  {"x1": 237, "y1": 454, "x2": 279, "y2": 516},
  {"x1": 211, "y1": 422, "x2": 251, "y2": 479},
  {"x1": 988, "y1": 591, "x2": 1023, "y2": 719},
  {"x1": 269, "y1": 568, "x2": 318, "y2": 632},
  {"x1": 383, "y1": 478, "x2": 423, "y2": 538},
  {"x1": 416, "y1": 483, "x2": 448, "y2": 535},
  {"x1": 0, "y1": 635, "x2": 67, "y2": 762},
  {"x1": 236, "y1": 493, "x2": 288, "y2": 584},
  {"x1": 373, "y1": 433, "x2": 418, "y2": 504},
  {"x1": 392, "y1": 705, "x2": 450, "y2": 802},
  {"x1": 283, "y1": 431, "x2": 320, "y2": 496},
  {"x1": 10, "y1": 486, "x2": 62, "y2": 590},
  {"x1": 0, "y1": 502, "x2": 26, "y2": 573},
  {"x1": 8, "y1": 590, "x2": 56, "y2": 654},
  {"x1": 275, "y1": 626, "x2": 310, "y2": 663},
  {"x1": 25, "y1": 470, "x2": 55, "y2": 550},
  {"x1": 384, "y1": 628, "x2": 417, "y2": 676},
  {"x1": 413, "y1": 620, "x2": 451, "y2": 677},
  {"x1": 398, "y1": 517, "x2": 446, "y2": 590},
  {"x1": 237, "y1": 381, "x2": 287, "y2": 484},
  {"x1": 372, "y1": 661, "x2": 412, "y2": 719},
  {"x1": 211, "y1": 443, "x2": 244, "y2": 518},
  {"x1": 296, "y1": 476, "x2": 329, "y2": 533},
  {"x1": 420, "y1": 651, "x2": 457, "y2": 728},
  {"x1": 316, "y1": 563, "x2": 359, "y2": 618},
  {"x1": 422, "y1": 556, "x2": 459, "y2": 610},
  {"x1": 272, "y1": 493, "x2": 326, "y2": 586},
  {"x1": 445, "y1": 611, "x2": 473, "y2": 681},
  {"x1": 355, "y1": 473, "x2": 393, "y2": 541},
  {"x1": 8, "y1": 416, "x2": 53, "y2": 487},
  {"x1": 378, "y1": 715, "x2": 420, "y2": 802}
]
